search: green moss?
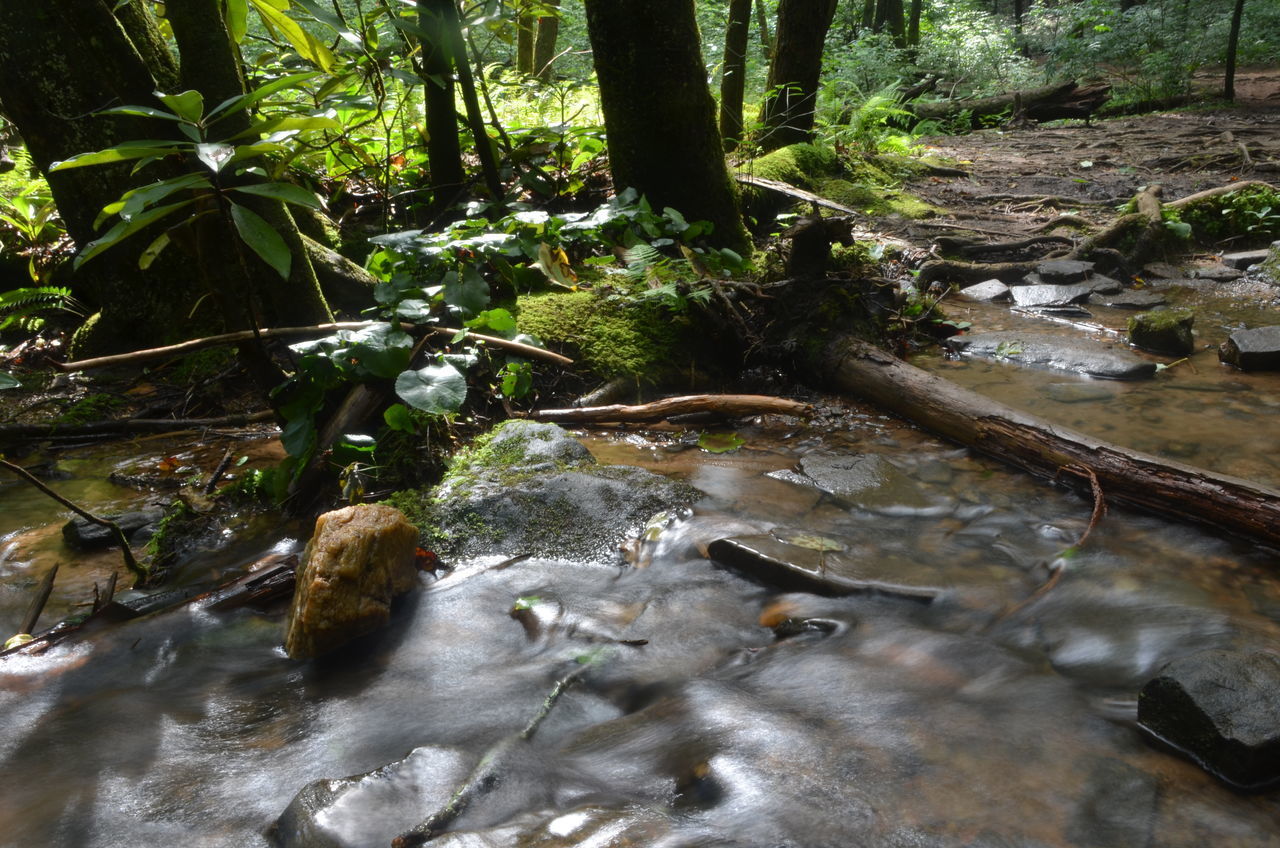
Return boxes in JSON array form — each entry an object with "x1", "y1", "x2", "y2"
[
  {"x1": 516, "y1": 290, "x2": 687, "y2": 379},
  {"x1": 750, "y1": 143, "x2": 841, "y2": 188}
]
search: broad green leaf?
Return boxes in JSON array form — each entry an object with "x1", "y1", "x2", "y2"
[
  {"x1": 157, "y1": 90, "x2": 205, "y2": 123},
  {"x1": 228, "y1": 114, "x2": 341, "y2": 140},
  {"x1": 281, "y1": 414, "x2": 316, "y2": 457},
  {"x1": 465, "y1": 307, "x2": 516, "y2": 336},
  {"x1": 444, "y1": 265, "x2": 490, "y2": 317},
  {"x1": 250, "y1": 0, "x2": 336, "y2": 71},
  {"x1": 231, "y1": 181, "x2": 325, "y2": 210},
  {"x1": 395, "y1": 362, "x2": 467, "y2": 415},
  {"x1": 0, "y1": 372, "x2": 20, "y2": 390},
  {"x1": 107, "y1": 173, "x2": 210, "y2": 225},
  {"x1": 50, "y1": 145, "x2": 177, "y2": 171},
  {"x1": 195, "y1": 142, "x2": 235, "y2": 173},
  {"x1": 100, "y1": 104, "x2": 182, "y2": 121},
  {"x1": 383, "y1": 402, "x2": 417, "y2": 434},
  {"x1": 332, "y1": 323, "x2": 412, "y2": 378},
  {"x1": 75, "y1": 198, "x2": 197, "y2": 269},
  {"x1": 137, "y1": 231, "x2": 171, "y2": 270},
  {"x1": 208, "y1": 71, "x2": 319, "y2": 121},
  {"x1": 226, "y1": 0, "x2": 250, "y2": 41},
  {"x1": 697, "y1": 431, "x2": 745, "y2": 454},
  {"x1": 229, "y1": 200, "x2": 291, "y2": 279}
]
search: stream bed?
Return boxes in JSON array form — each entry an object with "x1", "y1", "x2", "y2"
[{"x1": 2, "y1": 403, "x2": 1280, "y2": 846}]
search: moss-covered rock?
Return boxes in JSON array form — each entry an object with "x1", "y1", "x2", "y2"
[
  {"x1": 381, "y1": 420, "x2": 697, "y2": 563},
  {"x1": 1128, "y1": 308, "x2": 1195, "y2": 356}
]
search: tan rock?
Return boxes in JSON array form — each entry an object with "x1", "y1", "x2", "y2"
[{"x1": 284, "y1": 504, "x2": 420, "y2": 659}]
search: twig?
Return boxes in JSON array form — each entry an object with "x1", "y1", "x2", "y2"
[
  {"x1": 17, "y1": 563, "x2": 58, "y2": 636},
  {"x1": 0, "y1": 459, "x2": 148, "y2": 585},
  {"x1": 0, "y1": 411, "x2": 277, "y2": 440},
  {"x1": 393, "y1": 666, "x2": 586, "y2": 847},
  {"x1": 203, "y1": 447, "x2": 234, "y2": 495},
  {"x1": 54, "y1": 321, "x2": 573, "y2": 372},
  {"x1": 1057, "y1": 463, "x2": 1108, "y2": 548},
  {"x1": 530, "y1": 394, "x2": 812, "y2": 424}
]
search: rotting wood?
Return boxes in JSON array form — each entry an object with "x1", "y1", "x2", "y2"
[
  {"x1": 0, "y1": 410, "x2": 276, "y2": 441},
  {"x1": 530, "y1": 394, "x2": 813, "y2": 424},
  {"x1": 17, "y1": 563, "x2": 58, "y2": 636},
  {"x1": 907, "y1": 81, "x2": 1110, "y2": 127},
  {"x1": 54, "y1": 321, "x2": 573, "y2": 372},
  {"x1": 821, "y1": 335, "x2": 1280, "y2": 550}
]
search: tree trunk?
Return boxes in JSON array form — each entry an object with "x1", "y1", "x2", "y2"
[
  {"x1": 583, "y1": 0, "x2": 749, "y2": 254},
  {"x1": 907, "y1": 0, "x2": 923, "y2": 48},
  {"x1": 417, "y1": 0, "x2": 466, "y2": 208},
  {"x1": 720, "y1": 0, "x2": 753, "y2": 152},
  {"x1": 821, "y1": 335, "x2": 1280, "y2": 550},
  {"x1": 441, "y1": 0, "x2": 503, "y2": 200},
  {"x1": 881, "y1": 0, "x2": 907, "y2": 48},
  {"x1": 757, "y1": 0, "x2": 839, "y2": 152},
  {"x1": 532, "y1": 0, "x2": 561, "y2": 81},
  {"x1": 1224, "y1": 0, "x2": 1247, "y2": 101},
  {"x1": 516, "y1": 9, "x2": 535, "y2": 74},
  {"x1": 908, "y1": 81, "x2": 1110, "y2": 126},
  {"x1": 754, "y1": 0, "x2": 773, "y2": 59}
]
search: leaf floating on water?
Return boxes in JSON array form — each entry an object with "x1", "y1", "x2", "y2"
[
  {"x1": 697, "y1": 431, "x2": 745, "y2": 454},
  {"x1": 772, "y1": 528, "x2": 846, "y2": 553}
]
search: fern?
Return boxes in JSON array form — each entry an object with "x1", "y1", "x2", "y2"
[{"x1": 0, "y1": 286, "x2": 83, "y2": 332}]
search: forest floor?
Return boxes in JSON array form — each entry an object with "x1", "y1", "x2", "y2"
[{"x1": 895, "y1": 70, "x2": 1280, "y2": 255}]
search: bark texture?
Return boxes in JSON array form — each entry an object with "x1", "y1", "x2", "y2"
[
  {"x1": 757, "y1": 0, "x2": 839, "y2": 151},
  {"x1": 720, "y1": 0, "x2": 753, "y2": 151},
  {"x1": 584, "y1": 0, "x2": 749, "y2": 253}
]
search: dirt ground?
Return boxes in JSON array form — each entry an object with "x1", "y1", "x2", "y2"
[{"x1": 898, "y1": 70, "x2": 1280, "y2": 252}]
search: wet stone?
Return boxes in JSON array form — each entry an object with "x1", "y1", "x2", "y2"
[
  {"x1": 1219, "y1": 325, "x2": 1280, "y2": 371},
  {"x1": 1009, "y1": 283, "x2": 1092, "y2": 308},
  {"x1": 707, "y1": 534, "x2": 940, "y2": 602},
  {"x1": 1143, "y1": 261, "x2": 1183, "y2": 279},
  {"x1": 283, "y1": 503, "x2": 420, "y2": 659},
  {"x1": 1127, "y1": 309, "x2": 1195, "y2": 356},
  {"x1": 957, "y1": 279, "x2": 1011, "y2": 302},
  {"x1": 1096, "y1": 290, "x2": 1166, "y2": 309},
  {"x1": 1190, "y1": 262, "x2": 1243, "y2": 281},
  {"x1": 780, "y1": 451, "x2": 931, "y2": 509},
  {"x1": 1086, "y1": 274, "x2": 1124, "y2": 294},
  {"x1": 1036, "y1": 259, "x2": 1094, "y2": 284},
  {"x1": 1138, "y1": 649, "x2": 1280, "y2": 790},
  {"x1": 62, "y1": 505, "x2": 165, "y2": 550},
  {"x1": 1220, "y1": 248, "x2": 1271, "y2": 270},
  {"x1": 944, "y1": 331, "x2": 1157, "y2": 380}
]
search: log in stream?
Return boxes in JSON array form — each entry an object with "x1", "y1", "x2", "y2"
[{"x1": 822, "y1": 335, "x2": 1280, "y2": 550}]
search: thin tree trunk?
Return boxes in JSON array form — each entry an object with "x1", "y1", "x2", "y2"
[
  {"x1": 754, "y1": 0, "x2": 773, "y2": 59},
  {"x1": 584, "y1": 0, "x2": 749, "y2": 254},
  {"x1": 1224, "y1": 0, "x2": 1247, "y2": 101},
  {"x1": 720, "y1": 0, "x2": 753, "y2": 151},
  {"x1": 532, "y1": 0, "x2": 561, "y2": 80},
  {"x1": 442, "y1": 0, "x2": 503, "y2": 200},
  {"x1": 757, "y1": 0, "x2": 839, "y2": 151},
  {"x1": 417, "y1": 0, "x2": 466, "y2": 207},
  {"x1": 516, "y1": 9, "x2": 535, "y2": 74},
  {"x1": 908, "y1": 0, "x2": 923, "y2": 47},
  {"x1": 882, "y1": 0, "x2": 907, "y2": 47}
]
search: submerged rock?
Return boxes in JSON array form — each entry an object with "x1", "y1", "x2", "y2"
[
  {"x1": 944, "y1": 331, "x2": 1156, "y2": 379},
  {"x1": 1096, "y1": 290, "x2": 1167, "y2": 310},
  {"x1": 283, "y1": 503, "x2": 420, "y2": 659},
  {"x1": 62, "y1": 505, "x2": 165, "y2": 550},
  {"x1": 1127, "y1": 308, "x2": 1195, "y2": 356},
  {"x1": 1219, "y1": 325, "x2": 1280, "y2": 371},
  {"x1": 1138, "y1": 649, "x2": 1280, "y2": 790},
  {"x1": 386, "y1": 421, "x2": 698, "y2": 563},
  {"x1": 774, "y1": 451, "x2": 931, "y2": 509}
]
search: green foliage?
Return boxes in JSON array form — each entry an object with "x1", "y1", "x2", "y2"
[
  {"x1": 0, "y1": 285, "x2": 84, "y2": 333},
  {"x1": 0, "y1": 179, "x2": 72, "y2": 282},
  {"x1": 1178, "y1": 186, "x2": 1280, "y2": 244}
]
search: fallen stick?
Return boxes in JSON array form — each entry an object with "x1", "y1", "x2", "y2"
[
  {"x1": 0, "y1": 410, "x2": 276, "y2": 440},
  {"x1": 820, "y1": 335, "x2": 1280, "y2": 550},
  {"x1": 54, "y1": 321, "x2": 572, "y2": 372},
  {"x1": 530, "y1": 393, "x2": 813, "y2": 423},
  {"x1": 17, "y1": 563, "x2": 58, "y2": 637}
]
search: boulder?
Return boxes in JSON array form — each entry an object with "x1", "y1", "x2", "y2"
[
  {"x1": 395, "y1": 421, "x2": 698, "y2": 563},
  {"x1": 1127, "y1": 309, "x2": 1195, "y2": 356},
  {"x1": 957, "y1": 279, "x2": 1011, "y2": 302},
  {"x1": 62, "y1": 505, "x2": 165, "y2": 550},
  {"x1": 1009, "y1": 283, "x2": 1092, "y2": 309},
  {"x1": 1138, "y1": 649, "x2": 1280, "y2": 790},
  {"x1": 1221, "y1": 247, "x2": 1271, "y2": 271},
  {"x1": 1036, "y1": 259, "x2": 1094, "y2": 284},
  {"x1": 1219, "y1": 326, "x2": 1280, "y2": 371},
  {"x1": 283, "y1": 503, "x2": 420, "y2": 659},
  {"x1": 1085, "y1": 274, "x2": 1124, "y2": 295},
  {"x1": 944, "y1": 331, "x2": 1157, "y2": 379}
]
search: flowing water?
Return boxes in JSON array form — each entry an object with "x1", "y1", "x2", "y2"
[
  {"x1": 2, "y1": 399, "x2": 1279, "y2": 846},
  {"x1": 2, "y1": 274, "x2": 1280, "y2": 846}
]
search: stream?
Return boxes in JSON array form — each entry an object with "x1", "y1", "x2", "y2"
[{"x1": 2, "y1": 279, "x2": 1280, "y2": 845}]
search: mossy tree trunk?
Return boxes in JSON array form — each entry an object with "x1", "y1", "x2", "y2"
[
  {"x1": 720, "y1": 0, "x2": 753, "y2": 152},
  {"x1": 583, "y1": 0, "x2": 749, "y2": 254},
  {"x1": 757, "y1": 0, "x2": 839, "y2": 152}
]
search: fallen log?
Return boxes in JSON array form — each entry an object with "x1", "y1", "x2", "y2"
[
  {"x1": 908, "y1": 81, "x2": 1110, "y2": 127},
  {"x1": 821, "y1": 335, "x2": 1280, "y2": 550},
  {"x1": 530, "y1": 394, "x2": 812, "y2": 424}
]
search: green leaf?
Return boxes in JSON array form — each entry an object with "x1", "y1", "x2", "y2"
[
  {"x1": 229, "y1": 200, "x2": 291, "y2": 279},
  {"x1": 383, "y1": 403, "x2": 417, "y2": 434},
  {"x1": 157, "y1": 90, "x2": 205, "y2": 123},
  {"x1": 208, "y1": 71, "x2": 319, "y2": 121},
  {"x1": 111, "y1": 173, "x2": 211, "y2": 224},
  {"x1": 465, "y1": 307, "x2": 516, "y2": 336},
  {"x1": 444, "y1": 265, "x2": 490, "y2": 317},
  {"x1": 249, "y1": 0, "x2": 336, "y2": 71},
  {"x1": 395, "y1": 362, "x2": 467, "y2": 414},
  {"x1": 50, "y1": 144, "x2": 179, "y2": 171},
  {"x1": 0, "y1": 372, "x2": 20, "y2": 390},
  {"x1": 281, "y1": 414, "x2": 316, "y2": 457},
  {"x1": 99, "y1": 104, "x2": 182, "y2": 121},
  {"x1": 75, "y1": 198, "x2": 197, "y2": 269},
  {"x1": 137, "y1": 231, "x2": 171, "y2": 270},
  {"x1": 697, "y1": 431, "x2": 745, "y2": 454},
  {"x1": 226, "y1": 0, "x2": 250, "y2": 41},
  {"x1": 230, "y1": 181, "x2": 325, "y2": 210},
  {"x1": 228, "y1": 114, "x2": 341, "y2": 140}
]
